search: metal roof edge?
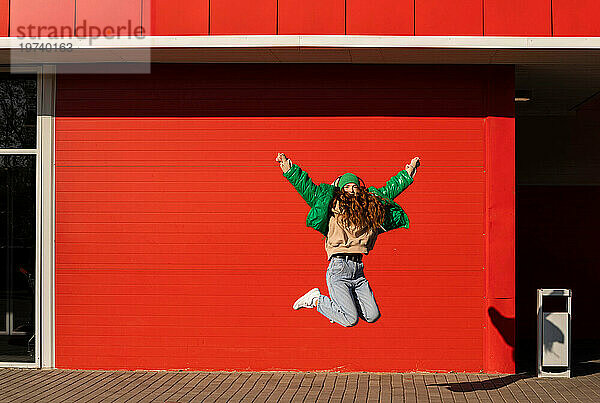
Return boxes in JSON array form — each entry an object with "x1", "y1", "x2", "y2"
[{"x1": 1, "y1": 35, "x2": 600, "y2": 50}]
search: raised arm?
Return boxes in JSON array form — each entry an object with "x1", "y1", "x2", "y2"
[
  {"x1": 373, "y1": 157, "x2": 420, "y2": 200},
  {"x1": 276, "y1": 153, "x2": 320, "y2": 207}
]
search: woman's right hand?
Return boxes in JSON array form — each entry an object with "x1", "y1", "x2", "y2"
[
  {"x1": 276, "y1": 153, "x2": 293, "y2": 173},
  {"x1": 405, "y1": 157, "x2": 420, "y2": 178}
]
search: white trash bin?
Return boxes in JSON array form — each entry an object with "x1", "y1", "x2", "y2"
[{"x1": 537, "y1": 288, "x2": 572, "y2": 377}]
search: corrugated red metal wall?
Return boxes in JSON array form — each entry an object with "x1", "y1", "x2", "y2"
[{"x1": 54, "y1": 64, "x2": 514, "y2": 372}]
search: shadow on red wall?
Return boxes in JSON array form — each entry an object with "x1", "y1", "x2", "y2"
[
  {"x1": 55, "y1": 63, "x2": 513, "y2": 118},
  {"x1": 488, "y1": 306, "x2": 515, "y2": 350}
]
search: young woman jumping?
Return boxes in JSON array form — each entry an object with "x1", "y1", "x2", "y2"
[{"x1": 276, "y1": 153, "x2": 420, "y2": 327}]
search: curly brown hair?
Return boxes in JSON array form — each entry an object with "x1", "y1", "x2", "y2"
[{"x1": 330, "y1": 186, "x2": 386, "y2": 231}]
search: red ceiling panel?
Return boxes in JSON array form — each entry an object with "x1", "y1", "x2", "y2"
[
  {"x1": 211, "y1": 0, "x2": 276, "y2": 35},
  {"x1": 75, "y1": 0, "x2": 141, "y2": 37},
  {"x1": 10, "y1": 0, "x2": 74, "y2": 37},
  {"x1": 0, "y1": 0, "x2": 8, "y2": 37},
  {"x1": 553, "y1": 0, "x2": 600, "y2": 36},
  {"x1": 485, "y1": 0, "x2": 551, "y2": 36},
  {"x1": 347, "y1": 0, "x2": 414, "y2": 35},
  {"x1": 278, "y1": 0, "x2": 345, "y2": 35},
  {"x1": 143, "y1": 0, "x2": 209, "y2": 36},
  {"x1": 415, "y1": 0, "x2": 482, "y2": 36}
]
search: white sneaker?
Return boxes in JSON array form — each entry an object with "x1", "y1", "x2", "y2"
[{"x1": 292, "y1": 288, "x2": 320, "y2": 310}]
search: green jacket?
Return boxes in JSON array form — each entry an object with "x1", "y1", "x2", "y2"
[{"x1": 282, "y1": 164, "x2": 414, "y2": 236}]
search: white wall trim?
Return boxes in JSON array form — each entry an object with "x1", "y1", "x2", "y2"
[
  {"x1": 40, "y1": 64, "x2": 56, "y2": 369},
  {"x1": 2, "y1": 35, "x2": 600, "y2": 49}
]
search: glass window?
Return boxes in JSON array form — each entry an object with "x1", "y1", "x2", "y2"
[
  {"x1": 0, "y1": 72, "x2": 37, "y2": 363},
  {"x1": 0, "y1": 73, "x2": 37, "y2": 149}
]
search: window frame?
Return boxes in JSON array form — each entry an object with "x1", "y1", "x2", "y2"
[{"x1": 0, "y1": 64, "x2": 55, "y2": 369}]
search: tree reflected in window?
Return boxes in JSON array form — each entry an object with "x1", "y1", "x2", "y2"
[
  {"x1": 0, "y1": 73, "x2": 37, "y2": 363},
  {"x1": 0, "y1": 74, "x2": 36, "y2": 149}
]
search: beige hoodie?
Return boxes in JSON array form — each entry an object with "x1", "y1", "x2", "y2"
[{"x1": 324, "y1": 202, "x2": 378, "y2": 259}]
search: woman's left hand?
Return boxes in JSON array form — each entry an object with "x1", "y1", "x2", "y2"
[{"x1": 276, "y1": 153, "x2": 293, "y2": 173}]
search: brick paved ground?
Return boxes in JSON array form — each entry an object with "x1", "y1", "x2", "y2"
[{"x1": 1, "y1": 367, "x2": 600, "y2": 402}]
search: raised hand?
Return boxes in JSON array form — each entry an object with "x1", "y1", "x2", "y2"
[
  {"x1": 276, "y1": 153, "x2": 293, "y2": 173},
  {"x1": 405, "y1": 157, "x2": 420, "y2": 178}
]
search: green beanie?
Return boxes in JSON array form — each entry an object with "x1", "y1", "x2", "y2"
[{"x1": 337, "y1": 173, "x2": 360, "y2": 188}]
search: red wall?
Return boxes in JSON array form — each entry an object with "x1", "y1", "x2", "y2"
[
  {"x1": 3, "y1": 0, "x2": 599, "y2": 36},
  {"x1": 54, "y1": 64, "x2": 514, "y2": 372}
]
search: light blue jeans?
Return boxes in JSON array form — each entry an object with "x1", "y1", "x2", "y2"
[{"x1": 316, "y1": 256, "x2": 381, "y2": 327}]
